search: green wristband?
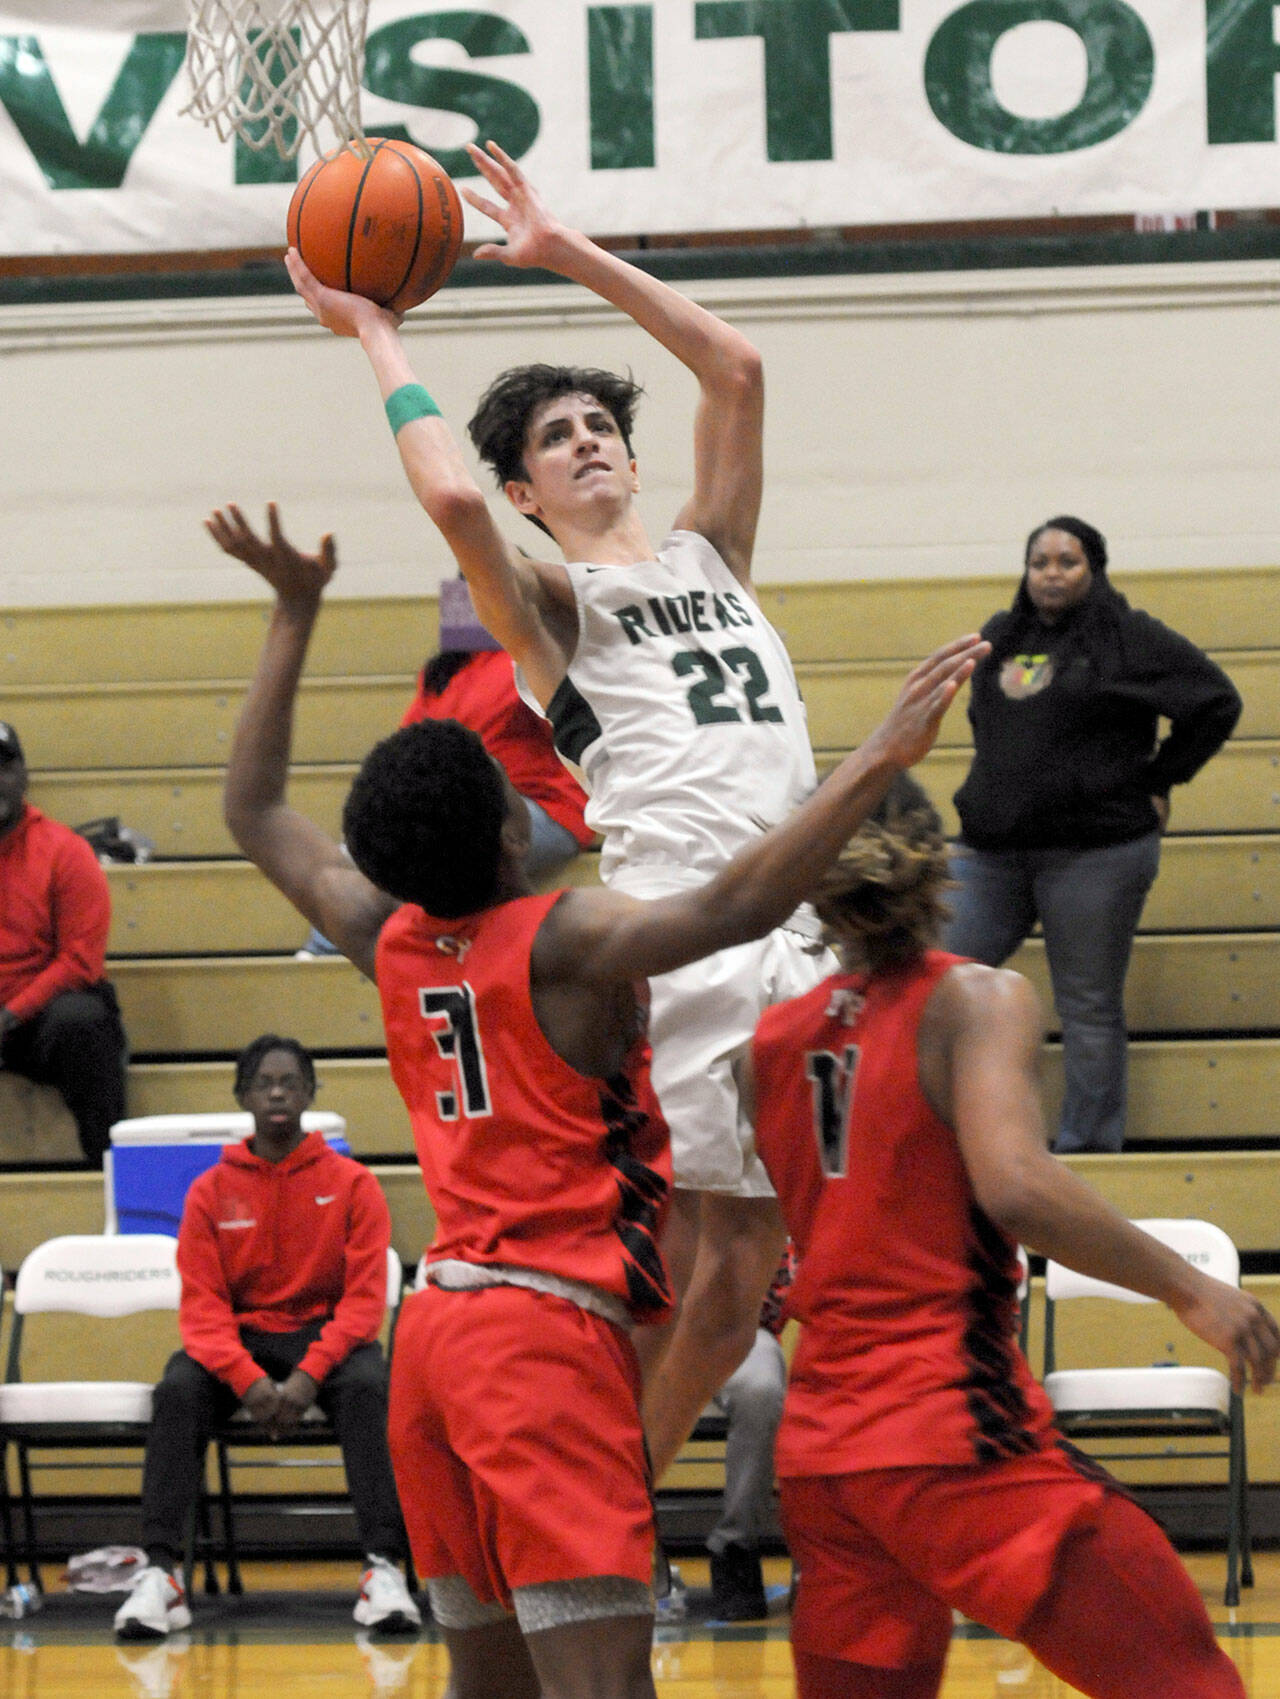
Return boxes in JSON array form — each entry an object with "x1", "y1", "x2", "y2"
[{"x1": 385, "y1": 383, "x2": 442, "y2": 435}]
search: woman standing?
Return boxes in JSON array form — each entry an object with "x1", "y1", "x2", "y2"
[{"x1": 945, "y1": 517, "x2": 1241, "y2": 1153}]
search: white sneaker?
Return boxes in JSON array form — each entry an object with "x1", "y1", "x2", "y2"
[
  {"x1": 355, "y1": 1630, "x2": 418, "y2": 1696},
  {"x1": 115, "y1": 1634, "x2": 190, "y2": 1699},
  {"x1": 353, "y1": 1556, "x2": 422, "y2": 1633},
  {"x1": 114, "y1": 1568, "x2": 192, "y2": 1640}
]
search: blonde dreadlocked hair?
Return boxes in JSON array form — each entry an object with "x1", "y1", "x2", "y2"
[{"x1": 813, "y1": 772, "x2": 954, "y2": 975}]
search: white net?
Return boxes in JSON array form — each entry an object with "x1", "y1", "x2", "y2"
[{"x1": 182, "y1": 0, "x2": 371, "y2": 159}]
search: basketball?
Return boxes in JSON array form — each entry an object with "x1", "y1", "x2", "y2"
[{"x1": 287, "y1": 138, "x2": 464, "y2": 313}]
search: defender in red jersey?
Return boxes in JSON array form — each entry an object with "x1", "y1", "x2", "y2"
[
  {"x1": 215, "y1": 502, "x2": 984, "y2": 1699},
  {"x1": 746, "y1": 774, "x2": 1280, "y2": 1699}
]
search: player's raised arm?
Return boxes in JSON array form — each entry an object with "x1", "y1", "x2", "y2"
[
  {"x1": 540, "y1": 633, "x2": 987, "y2": 986},
  {"x1": 462, "y1": 142, "x2": 764, "y2": 585},
  {"x1": 283, "y1": 250, "x2": 571, "y2": 705},
  {"x1": 214, "y1": 503, "x2": 397, "y2": 978},
  {"x1": 934, "y1": 964, "x2": 1280, "y2": 1395}
]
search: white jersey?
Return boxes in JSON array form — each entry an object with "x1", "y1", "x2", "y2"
[{"x1": 530, "y1": 530, "x2": 817, "y2": 882}]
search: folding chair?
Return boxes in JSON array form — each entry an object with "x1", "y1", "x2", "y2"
[
  {"x1": 202, "y1": 1248, "x2": 405, "y2": 1593},
  {"x1": 0, "y1": 1234, "x2": 181, "y2": 1588},
  {"x1": 1042, "y1": 1217, "x2": 1251, "y2": 1606}
]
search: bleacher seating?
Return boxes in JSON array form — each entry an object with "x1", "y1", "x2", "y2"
[{"x1": 2, "y1": 565, "x2": 1277, "y2": 1525}]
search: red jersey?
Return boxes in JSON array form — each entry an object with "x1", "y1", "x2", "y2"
[
  {"x1": 376, "y1": 890, "x2": 673, "y2": 1323},
  {"x1": 0, "y1": 804, "x2": 111, "y2": 1022},
  {"x1": 177, "y1": 1131, "x2": 392, "y2": 1398},
  {"x1": 401, "y1": 651, "x2": 593, "y2": 847},
  {"x1": 751, "y1": 949, "x2": 1058, "y2": 1476}
]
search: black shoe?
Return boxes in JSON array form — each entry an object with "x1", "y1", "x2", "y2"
[{"x1": 709, "y1": 1545, "x2": 768, "y2": 1621}]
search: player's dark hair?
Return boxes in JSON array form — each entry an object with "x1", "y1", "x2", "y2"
[
  {"x1": 467, "y1": 364, "x2": 643, "y2": 536},
  {"x1": 342, "y1": 719, "x2": 508, "y2": 918},
  {"x1": 813, "y1": 774, "x2": 953, "y2": 975},
  {"x1": 420, "y1": 650, "x2": 474, "y2": 696},
  {"x1": 234, "y1": 1034, "x2": 316, "y2": 1098}
]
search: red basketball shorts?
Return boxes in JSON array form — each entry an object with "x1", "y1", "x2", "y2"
[
  {"x1": 387, "y1": 1282, "x2": 654, "y2": 1607},
  {"x1": 781, "y1": 1445, "x2": 1156, "y2": 1669}
]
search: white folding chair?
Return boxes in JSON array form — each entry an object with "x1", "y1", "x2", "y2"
[
  {"x1": 1042, "y1": 1218, "x2": 1251, "y2": 1606},
  {"x1": 0, "y1": 1234, "x2": 181, "y2": 1588},
  {"x1": 205, "y1": 1247, "x2": 405, "y2": 1593}
]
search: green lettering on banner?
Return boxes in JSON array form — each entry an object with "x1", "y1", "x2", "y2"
[
  {"x1": 363, "y1": 11, "x2": 538, "y2": 175},
  {"x1": 588, "y1": 5, "x2": 654, "y2": 168},
  {"x1": 1206, "y1": 0, "x2": 1280, "y2": 144},
  {"x1": 0, "y1": 32, "x2": 184, "y2": 189},
  {"x1": 924, "y1": 1, "x2": 1154, "y2": 153},
  {"x1": 694, "y1": 0, "x2": 898, "y2": 163}
]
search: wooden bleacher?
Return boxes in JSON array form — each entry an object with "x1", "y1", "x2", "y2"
[{"x1": 2, "y1": 565, "x2": 1278, "y2": 1512}]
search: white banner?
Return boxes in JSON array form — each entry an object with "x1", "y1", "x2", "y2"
[{"x1": 0, "y1": 1, "x2": 1276, "y2": 256}]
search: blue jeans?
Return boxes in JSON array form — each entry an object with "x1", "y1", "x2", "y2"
[
  {"x1": 943, "y1": 832, "x2": 1161, "y2": 1153},
  {"x1": 708, "y1": 1327, "x2": 786, "y2": 1555}
]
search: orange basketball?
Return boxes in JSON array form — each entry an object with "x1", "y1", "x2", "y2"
[{"x1": 287, "y1": 138, "x2": 464, "y2": 313}]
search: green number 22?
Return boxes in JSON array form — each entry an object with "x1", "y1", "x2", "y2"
[{"x1": 672, "y1": 646, "x2": 783, "y2": 726}]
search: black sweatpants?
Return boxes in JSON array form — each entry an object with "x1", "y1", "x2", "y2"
[
  {"x1": 139, "y1": 1323, "x2": 407, "y2": 1565},
  {"x1": 2, "y1": 981, "x2": 127, "y2": 1165}
]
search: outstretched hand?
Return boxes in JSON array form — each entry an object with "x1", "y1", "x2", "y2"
[
  {"x1": 462, "y1": 140, "x2": 565, "y2": 270},
  {"x1": 284, "y1": 247, "x2": 401, "y2": 339},
  {"x1": 1172, "y1": 1280, "x2": 1280, "y2": 1395},
  {"x1": 205, "y1": 502, "x2": 337, "y2": 604},
  {"x1": 872, "y1": 634, "x2": 989, "y2": 770}
]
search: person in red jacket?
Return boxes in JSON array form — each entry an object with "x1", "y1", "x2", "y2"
[
  {"x1": 0, "y1": 719, "x2": 127, "y2": 1165},
  {"x1": 403, "y1": 576, "x2": 593, "y2": 877},
  {"x1": 114, "y1": 1034, "x2": 418, "y2": 1642},
  {"x1": 214, "y1": 505, "x2": 982, "y2": 1699},
  {"x1": 746, "y1": 774, "x2": 1279, "y2": 1699},
  {"x1": 297, "y1": 574, "x2": 593, "y2": 957}
]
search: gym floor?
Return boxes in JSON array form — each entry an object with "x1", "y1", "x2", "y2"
[{"x1": 4, "y1": 1551, "x2": 1279, "y2": 1697}]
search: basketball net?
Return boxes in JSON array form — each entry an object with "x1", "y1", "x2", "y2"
[{"x1": 182, "y1": 0, "x2": 371, "y2": 159}]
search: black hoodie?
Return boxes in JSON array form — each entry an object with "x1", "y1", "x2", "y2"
[{"x1": 954, "y1": 573, "x2": 1242, "y2": 852}]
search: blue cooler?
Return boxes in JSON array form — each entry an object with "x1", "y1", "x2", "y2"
[{"x1": 105, "y1": 1112, "x2": 350, "y2": 1235}]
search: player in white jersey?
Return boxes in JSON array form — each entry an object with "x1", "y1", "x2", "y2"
[
  {"x1": 283, "y1": 138, "x2": 820, "y2": 1475},
  {"x1": 547, "y1": 538, "x2": 816, "y2": 880}
]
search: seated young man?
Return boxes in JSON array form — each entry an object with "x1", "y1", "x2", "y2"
[
  {"x1": 114, "y1": 1034, "x2": 418, "y2": 1640},
  {"x1": 212, "y1": 503, "x2": 982, "y2": 1699},
  {"x1": 0, "y1": 718, "x2": 127, "y2": 1166}
]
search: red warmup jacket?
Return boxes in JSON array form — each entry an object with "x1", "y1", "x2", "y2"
[
  {"x1": 176, "y1": 1131, "x2": 392, "y2": 1399},
  {"x1": 401, "y1": 650, "x2": 594, "y2": 847},
  {"x1": 0, "y1": 804, "x2": 111, "y2": 1022}
]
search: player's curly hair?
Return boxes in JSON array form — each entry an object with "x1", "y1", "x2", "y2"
[
  {"x1": 342, "y1": 720, "x2": 508, "y2": 919},
  {"x1": 467, "y1": 364, "x2": 644, "y2": 534},
  {"x1": 812, "y1": 773, "x2": 954, "y2": 975},
  {"x1": 234, "y1": 1034, "x2": 316, "y2": 1099}
]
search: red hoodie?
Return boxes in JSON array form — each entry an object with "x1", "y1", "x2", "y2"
[
  {"x1": 177, "y1": 1131, "x2": 391, "y2": 1399},
  {"x1": 0, "y1": 804, "x2": 111, "y2": 1022},
  {"x1": 401, "y1": 650, "x2": 594, "y2": 846}
]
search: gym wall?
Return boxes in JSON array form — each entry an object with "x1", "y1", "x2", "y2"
[{"x1": 1, "y1": 256, "x2": 1276, "y2": 606}]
